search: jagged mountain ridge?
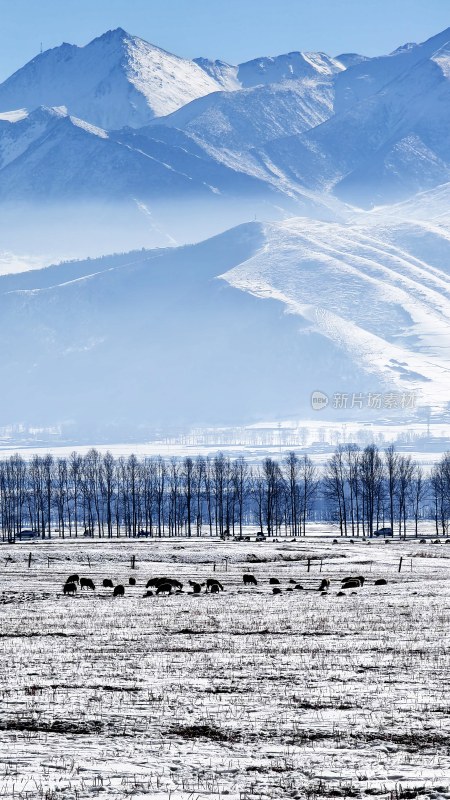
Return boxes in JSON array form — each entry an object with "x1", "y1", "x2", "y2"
[{"x1": 2, "y1": 26, "x2": 450, "y2": 215}]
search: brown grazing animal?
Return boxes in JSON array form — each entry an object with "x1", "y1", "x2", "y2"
[
  {"x1": 67, "y1": 574, "x2": 79, "y2": 584},
  {"x1": 210, "y1": 583, "x2": 220, "y2": 593},
  {"x1": 272, "y1": 587, "x2": 282, "y2": 595},
  {"x1": 243, "y1": 574, "x2": 257, "y2": 586},
  {"x1": 113, "y1": 585, "x2": 125, "y2": 597},
  {"x1": 269, "y1": 577, "x2": 280, "y2": 585},
  {"x1": 374, "y1": 578, "x2": 388, "y2": 585},
  {"x1": 80, "y1": 577, "x2": 95, "y2": 591},
  {"x1": 188, "y1": 580, "x2": 202, "y2": 594},
  {"x1": 294, "y1": 584, "x2": 304, "y2": 590},
  {"x1": 128, "y1": 577, "x2": 136, "y2": 586},
  {"x1": 63, "y1": 582, "x2": 77, "y2": 595},
  {"x1": 319, "y1": 578, "x2": 330, "y2": 591},
  {"x1": 103, "y1": 579, "x2": 114, "y2": 588}
]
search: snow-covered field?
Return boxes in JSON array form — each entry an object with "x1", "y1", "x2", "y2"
[{"x1": 1, "y1": 531, "x2": 450, "y2": 799}]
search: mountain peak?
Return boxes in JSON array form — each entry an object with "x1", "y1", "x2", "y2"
[
  {"x1": 90, "y1": 27, "x2": 131, "y2": 46},
  {"x1": 0, "y1": 29, "x2": 223, "y2": 130}
]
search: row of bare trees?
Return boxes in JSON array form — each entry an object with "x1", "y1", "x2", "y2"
[
  {"x1": 0, "y1": 445, "x2": 447, "y2": 542},
  {"x1": 0, "y1": 450, "x2": 317, "y2": 541},
  {"x1": 322, "y1": 444, "x2": 429, "y2": 538}
]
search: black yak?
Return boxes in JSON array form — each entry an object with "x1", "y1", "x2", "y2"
[
  {"x1": 156, "y1": 582, "x2": 173, "y2": 595},
  {"x1": 205, "y1": 579, "x2": 223, "y2": 592},
  {"x1": 80, "y1": 578, "x2": 95, "y2": 591}
]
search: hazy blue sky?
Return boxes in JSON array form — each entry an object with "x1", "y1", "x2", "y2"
[{"x1": 0, "y1": 0, "x2": 449, "y2": 80}]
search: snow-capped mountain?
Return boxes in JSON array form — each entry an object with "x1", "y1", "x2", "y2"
[
  {"x1": 264, "y1": 38, "x2": 450, "y2": 207},
  {"x1": 2, "y1": 25, "x2": 450, "y2": 215},
  {"x1": 0, "y1": 30, "x2": 344, "y2": 132},
  {"x1": 0, "y1": 28, "x2": 223, "y2": 129}
]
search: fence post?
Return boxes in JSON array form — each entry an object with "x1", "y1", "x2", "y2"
[
  {"x1": 213, "y1": 561, "x2": 216, "y2": 572},
  {"x1": 28, "y1": 552, "x2": 32, "y2": 569},
  {"x1": 398, "y1": 557, "x2": 403, "y2": 573},
  {"x1": 307, "y1": 558, "x2": 311, "y2": 573},
  {"x1": 131, "y1": 555, "x2": 136, "y2": 570}
]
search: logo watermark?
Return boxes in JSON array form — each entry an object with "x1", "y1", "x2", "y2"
[
  {"x1": 311, "y1": 390, "x2": 329, "y2": 411},
  {"x1": 311, "y1": 390, "x2": 417, "y2": 411}
]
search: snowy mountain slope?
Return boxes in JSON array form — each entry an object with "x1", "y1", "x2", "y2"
[
  {"x1": 2, "y1": 212, "x2": 450, "y2": 436},
  {"x1": 0, "y1": 224, "x2": 358, "y2": 434},
  {"x1": 264, "y1": 41, "x2": 450, "y2": 206},
  {"x1": 334, "y1": 26, "x2": 450, "y2": 113},
  {"x1": 151, "y1": 78, "x2": 335, "y2": 155},
  {"x1": 0, "y1": 29, "x2": 223, "y2": 129},
  {"x1": 193, "y1": 58, "x2": 240, "y2": 91},
  {"x1": 222, "y1": 216, "x2": 450, "y2": 409},
  {"x1": 0, "y1": 106, "x2": 284, "y2": 203}
]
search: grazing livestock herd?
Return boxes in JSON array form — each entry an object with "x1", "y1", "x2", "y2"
[{"x1": 62, "y1": 571, "x2": 387, "y2": 598}]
